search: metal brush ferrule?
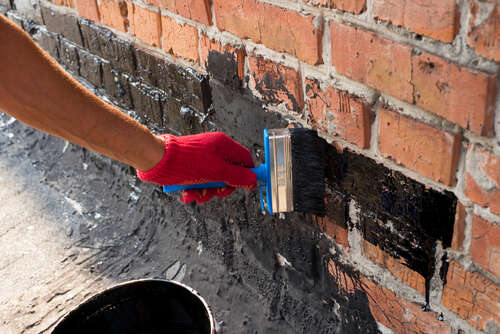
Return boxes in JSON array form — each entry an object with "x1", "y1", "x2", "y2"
[{"x1": 268, "y1": 129, "x2": 294, "y2": 213}]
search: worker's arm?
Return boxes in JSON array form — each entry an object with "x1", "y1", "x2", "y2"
[
  {"x1": 0, "y1": 14, "x2": 163, "y2": 171},
  {"x1": 0, "y1": 14, "x2": 256, "y2": 203}
]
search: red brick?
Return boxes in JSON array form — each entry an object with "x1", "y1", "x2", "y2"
[
  {"x1": 328, "y1": 260, "x2": 451, "y2": 334},
  {"x1": 248, "y1": 55, "x2": 303, "y2": 111},
  {"x1": 200, "y1": 35, "x2": 245, "y2": 79},
  {"x1": 330, "y1": 21, "x2": 413, "y2": 103},
  {"x1": 162, "y1": 15, "x2": 199, "y2": 63},
  {"x1": 471, "y1": 215, "x2": 500, "y2": 277},
  {"x1": 314, "y1": 216, "x2": 349, "y2": 248},
  {"x1": 100, "y1": 0, "x2": 128, "y2": 32},
  {"x1": 51, "y1": 0, "x2": 75, "y2": 8},
  {"x1": 304, "y1": 0, "x2": 366, "y2": 14},
  {"x1": 75, "y1": 0, "x2": 100, "y2": 22},
  {"x1": 468, "y1": 0, "x2": 500, "y2": 62},
  {"x1": 412, "y1": 52, "x2": 497, "y2": 137},
  {"x1": 373, "y1": 0, "x2": 459, "y2": 43},
  {"x1": 465, "y1": 145, "x2": 500, "y2": 216},
  {"x1": 160, "y1": 0, "x2": 211, "y2": 25},
  {"x1": 442, "y1": 261, "x2": 500, "y2": 332},
  {"x1": 451, "y1": 202, "x2": 466, "y2": 251},
  {"x1": 361, "y1": 239, "x2": 426, "y2": 295},
  {"x1": 305, "y1": 78, "x2": 373, "y2": 148},
  {"x1": 378, "y1": 108, "x2": 461, "y2": 186},
  {"x1": 127, "y1": 4, "x2": 162, "y2": 47},
  {"x1": 213, "y1": 0, "x2": 322, "y2": 65}
]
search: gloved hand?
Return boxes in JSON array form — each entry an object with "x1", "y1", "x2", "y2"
[{"x1": 136, "y1": 132, "x2": 256, "y2": 204}]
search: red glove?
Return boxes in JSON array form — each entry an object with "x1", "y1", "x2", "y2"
[{"x1": 137, "y1": 132, "x2": 256, "y2": 204}]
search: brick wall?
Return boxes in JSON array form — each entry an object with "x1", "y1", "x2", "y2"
[{"x1": 3, "y1": 0, "x2": 499, "y2": 333}]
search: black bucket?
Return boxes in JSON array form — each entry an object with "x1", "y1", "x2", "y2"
[{"x1": 52, "y1": 279, "x2": 219, "y2": 334}]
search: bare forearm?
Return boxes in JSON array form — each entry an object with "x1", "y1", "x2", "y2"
[{"x1": 0, "y1": 14, "x2": 164, "y2": 171}]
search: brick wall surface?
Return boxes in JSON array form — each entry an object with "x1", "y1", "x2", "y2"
[{"x1": 3, "y1": 0, "x2": 499, "y2": 333}]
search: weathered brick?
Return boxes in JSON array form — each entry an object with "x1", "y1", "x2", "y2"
[
  {"x1": 161, "y1": 15, "x2": 199, "y2": 63},
  {"x1": 468, "y1": 0, "x2": 500, "y2": 62},
  {"x1": 34, "y1": 29, "x2": 60, "y2": 61},
  {"x1": 130, "y1": 81, "x2": 164, "y2": 127},
  {"x1": 373, "y1": 0, "x2": 458, "y2": 43},
  {"x1": 330, "y1": 21, "x2": 412, "y2": 102},
  {"x1": 134, "y1": 48, "x2": 160, "y2": 87},
  {"x1": 442, "y1": 261, "x2": 500, "y2": 332},
  {"x1": 304, "y1": 0, "x2": 366, "y2": 14},
  {"x1": 40, "y1": 4, "x2": 83, "y2": 45},
  {"x1": 201, "y1": 35, "x2": 245, "y2": 89},
  {"x1": 412, "y1": 52, "x2": 497, "y2": 137},
  {"x1": 328, "y1": 261, "x2": 451, "y2": 334},
  {"x1": 361, "y1": 239, "x2": 426, "y2": 295},
  {"x1": 77, "y1": 48, "x2": 102, "y2": 87},
  {"x1": 305, "y1": 78, "x2": 373, "y2": 148},
  {"x1": 465, "y1": 145, "x2": 500, "y2": 216},
  {"x1": 470, "y1": 215, "x2": 500, "y2": 277},
  {"x1": 128, "y1": 3, "x2": 162, "y2": 48},
  {"x1": 102, "y1": 61, "x2": 133, "y2": 109},
  {"x1": 75, "y1": 0, "x2": 100, "y2": 22},
  {"x1": 248, "y1": 55, "x2": 303, "y2": 112},
  {"x1": 80, "y1": 22, "x2": 135, "y2": 74},
  {"x1": 378, "y1": 108, "x2": 461, "y2": 186},
  {"x1": 314, "y1": 192, "x2": 348, "y2": 248},
  {"x1": 99, "y1": 0, "x2": 128, "y2": 32},
  {"x1": 59, "y1": 39, "x2": 79, "y2": 75},
  {"x1": 12, "y1": 0, "x2": 43, "y2": 24},
  {"x1": 0, "y1": 0, "x2": 11, "y2": 9},
  {"x1": 160, "y1": 0, "x2": 211, "y2": 25},
  {"x1": 51, "y1": 0, "x2": 75, "y2": 7},
  {"x1": 213, "y1": 0, "x2": 322, "y2": 65},
  {"x1": 451, "y1": 201, "x2": 466, "y2": 251}
]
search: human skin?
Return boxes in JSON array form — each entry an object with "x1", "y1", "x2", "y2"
[{"x1": 0, "y1": 14, "x2": 164, "y2": 172}]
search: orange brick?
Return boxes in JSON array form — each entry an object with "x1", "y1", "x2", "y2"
[
  {"x1": 248, "y1": 55, "x2": 303, "y2": 111},
  {"x1": 200, "y1": 35, "x2": 245, "y2": 80},
  {"x1": 373, "y1": 0, "x2": 459, "y2": 43},
  {"x1": 468, "y1": 0, "x2": 500, "y2": 62},
  {"x1": 213, "y1": 0, "x2": 322, "y2": 65},
  {"x1": 330, "y1": 21, "x2": 413, "y2": 103},
  {"x1": 378, "y1": 108, "x2": 461, "y2": 186},
  {"x1": 51, "y1": 0, "x2": 75, "y2": 8},
  {"x1": 361, "y1": 239, "x2": 426, "y2": 295},
  {"x1": 160, "y1": 0, "x2": 211, "y2": 25},
  {"x1": 314, "y1": 192, "x2": 349, "y2": 248},
  {"x1": 328, "y1": 260, "x2": 450, "y2": 334},
  {"x1": 305, "y1": 78, "x2": 373, "y2": 148},
  {"x1": 304, "y1": 0, "x2": 366, "y2": 14},
  {"x1": 76, "y1": 0, "x2": 100, "y2": 22},
  {"x1": 162, "y1": 15, "x2": 199, "y2": 63},
  {"x1": 470, "y1": 215, "x2": 500, "y2": 277},
  {"x1": 127, "y1": 4, "x2": 162, "y2": 47},
  {"x1": 465, "y1": 145, "x2": 500, "y2": 216},
  {"x1": 412, "y1": 52, "x2": 497, "y2": 137},
  {"x1": 442, "y1": 261, "x2": 500, "y2": 332},
  {"x1": 100, "y1": 0, "x2": 128, "y2": 32},
  {"x1": 451, "y1": 202, "x2": 466, "y2": 251}
]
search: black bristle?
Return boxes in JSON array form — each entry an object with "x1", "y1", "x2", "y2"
[{"x1": 290, "y1": 128, "x2": 325, "y2": 216}]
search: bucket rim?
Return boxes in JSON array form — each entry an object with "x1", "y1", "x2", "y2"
[{"x1": 52, "y1": 278, "x2": 217, "y2": 334}]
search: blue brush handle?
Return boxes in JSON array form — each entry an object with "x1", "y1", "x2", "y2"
[{"x1": 162, "y1": 164, "x2": 267, "y2": 193}]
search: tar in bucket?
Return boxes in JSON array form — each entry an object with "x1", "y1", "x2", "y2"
[{"x1": 52, "y1": 279, "x2": 220, "y2": 334}]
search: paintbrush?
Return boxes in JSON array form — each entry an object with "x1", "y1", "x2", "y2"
[{"x1": 162, "y1": 128, "x2": 325, "y2": 215}]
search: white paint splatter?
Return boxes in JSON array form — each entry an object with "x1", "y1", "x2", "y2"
[
  {"x1": 64, "y1": 196, "x2": 84, "y2": 215},
  {"x1": 196, "y1": 241, "x2": 203, "y2": 255},
  {"x1": 62, "y1": 141, "x2": 69, "y2": 153}
]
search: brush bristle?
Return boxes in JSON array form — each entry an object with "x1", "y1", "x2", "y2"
[{"x1": 290, "y1": 128, "x2": 325, "y2": 216}]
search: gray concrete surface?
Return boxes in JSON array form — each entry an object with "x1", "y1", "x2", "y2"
[{"x1": 0, "y1": 111, "x2": 299, "y2": 333}]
